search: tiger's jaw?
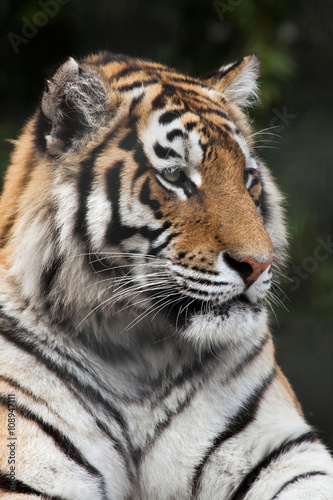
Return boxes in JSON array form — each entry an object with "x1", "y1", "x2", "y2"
[
  {"x1": 179, "y1": 303, "x2": 269, "y2": 348},
  {"x1": 138, "y1": 259, "x2": 273, "y2": 348},
  {"x1": 168, "y1": 284, "x2": 270, "y2": 348}
]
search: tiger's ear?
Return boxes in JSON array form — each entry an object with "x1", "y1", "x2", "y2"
[
  {"x1": 202, "y1": 53, "x2": 261, "y2": 107},
  {"x1": 39, "y1": 57, "x2": 108, "y2": 155}
]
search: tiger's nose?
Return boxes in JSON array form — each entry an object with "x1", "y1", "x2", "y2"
[{"x1": 225, "y1": 254, "x2": 274, "y2": 284}]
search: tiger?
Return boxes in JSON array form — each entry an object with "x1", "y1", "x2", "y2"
[{"x1": 0, "y1": 50, "x2": 332, "y2": 500}]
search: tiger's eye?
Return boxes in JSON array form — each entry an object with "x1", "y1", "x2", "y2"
[{"x1": 163, "y1": 170, "x2": 181, "y2": 183}]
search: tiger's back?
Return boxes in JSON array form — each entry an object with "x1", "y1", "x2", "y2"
[{"x1": 0, "y1": 51, "x2": 333, "y2": 499}]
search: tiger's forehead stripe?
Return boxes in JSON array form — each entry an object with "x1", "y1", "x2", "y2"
[
  {"x1": 97, "y1": 59, "x2": 218, "y2": 97},
  {"x1": 94, "y1": 58, "x2": 228, "y2": 116},
  {"x1": 116, "y1": 78, "x2": 160, "y2": 93},
  {"x1": 140, "y1": 110, "x2": 204, "y2": 179},
  {"x1": 84, "y1": 54, "x2": 248, "y2": 153}
]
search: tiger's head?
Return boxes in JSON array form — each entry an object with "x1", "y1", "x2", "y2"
[{"x1": 0, "y1": 52, "x2": 287, "y2": 347}]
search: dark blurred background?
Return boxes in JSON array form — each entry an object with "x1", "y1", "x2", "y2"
[{"x1": 1, "y1": 0, "x2": 332, "y2": 448}]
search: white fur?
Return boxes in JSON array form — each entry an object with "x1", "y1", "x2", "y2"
[{"x1": 220, "y1": 55, "x2": 261, "y2": 107}]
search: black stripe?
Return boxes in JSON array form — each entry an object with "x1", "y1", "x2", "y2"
[
  {"x1": 270, "y1": 471, "x2": 328, "y2": 499},
  {"x1": 105, "y1": 161, "x2": 137, "y2": 245},
  {"x1": 150, "y1": 347, "x2": 219, "y2": 403},
  {"x1": 140, "y1": 221, "x2": 172, "y2": 244},
  {"x1": 153, "y1": 142, "x2": 181, "y2": 159},
  {"x1": 202, "y1": 58, "x2": 244, "y2": 81},
  {"x1": 168, "y1": 75, "x2": 212, "y2": 89},
  {"x1": 248, "y1": 177, "x2": 260, "y2": 190},
  {"x1": 185, "y1": 121, "x2": 197, "y2": 131},
  {"x1": 117, "y1": 78, "x2": 159, "y2": 92},
  {"x1": 159, "y1": 110, "x2": 180, "y2": 125},
  {"x1": 139, "y1": 177, "x2": 161, "y2": 212},
  {"x1": 219, "y1": 122, "x2": 232, "y2": 133},
  {"x1": 152, "y1": 83, "x2": 231, "y2": 118},
  {"x1": 167, "y1": 129, "x2": 184, "y2": 141},
  {"x1": 105, "y1": 161, "x2": 171, "y2": 247},
  {"x1": 0, "y1": 374, "x2": 56, "y2": 410},
  {"x1": 151, "y1": 83, "x2": 184, "y2": 109},
  {"x1": 152, "y1": 80, "x2": 218, "y2": 109},
  {"x1": 156, "y1": 335, "x2": 268, "y2": 407},
  {"x1": 83, "y1": 51, "x2": 131, "y2": 67},
  {"x1": 151, "y1": 90, "x2": 167, "y2": 110},
  {"x1": 229, "y1": 334, "x2": 270, "y2": 381},
  {"x1": 195, "y1": 120, "x2": 233, "y2": 143},
  {"x1": 0, "y1": 394, "x2": 108, "y2": 499},
  {"x1": 173, "y1": 271, "x2": 225, "y2": 287},
  {"x1": 53, "y1": 353, "x2": 134, "y2": 480},
  {"x1": 133, "y1": 140, "x2": 150, "y2": 181},
  {"x1": 40, "y1": 255, "x2": 63, "y2": 297},
  {"x1": 75, "y1": 135, "x2": 113, "y2": 240},
  {"x1": 110, "y1": 64, "x2": 142, "y2": 80},
  {"x1": 75, "y1": 154, "x2": 95, "y2": 239},
  {"x1": 192, "y1": 369, "x2": 276, "y2": 497},
  {"x1": 173, "y1": 89, "x2": 219, "y2": 108},
  {"x1": 129, "y1": 93, "x2": 144, "y2": 114},
  {"x1": 0, "y1": 471, "x2": 66, "y2": 499},
  {"x1": 112, "y1": 63, "x2": 173, "y2": 81},
  {"x1": 201, "y1": 121, "x2": 240, "y2": 153},
  {"x1": 171, "y1": 284, "x2": 221, "y2": 298},
  {"x1": 149, "y1": 230, "x2": 179, "y2": 256},
  {"x1": 258, "y1": 179, "x2": 271, "y2": 224},
  {"x1": 200, "y1": 107, "x2": 231, "y2": 121},
  {"x1": 170, "y1": 85, "x2": 207, "y2": 103},
  {"x1": 169, "y1": 86, "x2": 222, "y2": 109},
  {"x1": 119, "y1": 128, "x2": 138, "y2": 151},
  {"x1": 229, "y1": 430, "x2": 318, "y2": 500},
  {"x1": 134, "y1": 382, "x2": 200, "y2": 465},
  {"x1": 159, "y1": 84, "x2": 205, "y2": 102},
  {"x1": 151, "y1": 84, "x2": 188, "y2": 110}
]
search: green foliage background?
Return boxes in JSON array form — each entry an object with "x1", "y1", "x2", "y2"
[{"x1": 1, "y1": 0, "x2": 333, "y2": 447}]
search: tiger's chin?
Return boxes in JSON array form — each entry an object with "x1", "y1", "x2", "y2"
[
  {"x1": 164, "y1": 293, "x2": 268, "y2": 348},
  {"x1": 179, "y1": 305, "x2": 268, "y2": 348}
]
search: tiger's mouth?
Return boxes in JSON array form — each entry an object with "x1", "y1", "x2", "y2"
[{"x1": 149, "y1": 289, "x2": 262, "y2": 328}]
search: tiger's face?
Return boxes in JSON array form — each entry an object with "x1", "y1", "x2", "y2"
[
  {"x1": 100, "y1": 102, "x2": 274, "y2": 343},
  {"x1": 0, "y1": 53, "x2": 286, "y2": 346}
]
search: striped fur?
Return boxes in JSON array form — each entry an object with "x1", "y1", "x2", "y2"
[{"x1": 0, "y1": 52, "x2": 332, "y2": 499}]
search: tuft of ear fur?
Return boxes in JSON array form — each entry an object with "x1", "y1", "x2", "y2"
[
  {"x1": 40, "y1": 57, "x2": 109, "y2": 155},
  {"x1": 202, "y1": 53, "x2": 261, "y2": 107}
]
